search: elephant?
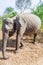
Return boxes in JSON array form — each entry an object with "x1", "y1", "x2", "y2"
[{"x1": 2, "y1": 13, "x2": 41, "y2": 59}]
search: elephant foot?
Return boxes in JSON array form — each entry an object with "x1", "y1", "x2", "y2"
[
  {"x1": 32, "y1": 41, "x2": 35, "y2": 44},
  {"x1": 20, "y1": 42, "x2": 23, "y2": 49},
  {"x1": 14, "y1": 49, "x2": 19, "y2": 53},
  {"x1": 3, "y1": 55, "x2": 9, "y2": 60},
  {"x1": 19, "y1": 44, "x2": 23, "y2": 49}
]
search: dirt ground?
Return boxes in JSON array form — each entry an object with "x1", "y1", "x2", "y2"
[{"x1": 0, "y1": 30, "x2": 43, "y2": 65}]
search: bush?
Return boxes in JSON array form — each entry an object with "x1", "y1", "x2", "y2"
[
  {"x1": 0, "y1": 19, "x2": 2, "y2": 30},
  {"x1": 3, "y1": 11, "x2": 17, "y2": 18},
  {"x1": 32, "y1": 3, "x2": 43, "y2": 29}
]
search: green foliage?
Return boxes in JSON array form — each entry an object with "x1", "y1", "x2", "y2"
[
  {"x1": 32, "y1": 3, "x2": 43, "y2": 29},
  {"x1": 8, "y1": 12, "x2": 17, "y2": 18},
  {"x1": 32, "y1": 3, "x2": 43, "y2": 22},
  {"x1": 3, "y1": 7, "x2": 17, "y2": 18},
  {"x1": 41, "y1": 23, "x2": 43, "y2": 29},
  {"x1": 3, "y1": 11, "x2": 17, "y2": 18},
  {"x1": 0, "y1": 18, "x2": 2, "y2": 30},
  {"x1": 4, "y1": 7, "x2": 14, "y2": 14}
]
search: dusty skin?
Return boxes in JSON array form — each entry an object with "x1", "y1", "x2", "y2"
[{"x1": 0, "y1": 30, "x2": 43, "y2": 65}]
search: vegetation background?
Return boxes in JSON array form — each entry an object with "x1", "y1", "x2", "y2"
[{"x1": 0, "y1": 0, "x2": 43, "y2": 30}]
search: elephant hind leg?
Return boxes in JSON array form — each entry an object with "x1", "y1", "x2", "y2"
[{"x1": 33, "y1": 33, "x2": 37, "y2": 44}]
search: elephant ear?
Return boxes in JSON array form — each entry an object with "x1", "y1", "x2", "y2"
[
  {"x1": 15, "y1": 16, "x2": 21, "y2": 30},
  {"x1": 16, "y1": 16, "x2": 26, "y2": 27},
  {"x1": 16, "y1": 16, "x2": 21, "y2": 27}
]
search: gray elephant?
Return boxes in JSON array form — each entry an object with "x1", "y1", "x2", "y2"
[{"x1": 2, "y1": 13, "x2": 41, "y2": 59}]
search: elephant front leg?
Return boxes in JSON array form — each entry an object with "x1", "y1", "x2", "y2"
[
  {"x1": 15, "y1": 31, "x2": 21, "y2": 53},
  {"x1": 2, "y1": 32, "x2": 9, "y2": 59},
  {"x1": 20, "y1": 40, "x2": 23, "y2": 49},
  {"x1": 15, "y1": 25, "x2": 25, "y2": 53}
]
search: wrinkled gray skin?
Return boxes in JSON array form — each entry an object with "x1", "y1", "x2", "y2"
[{"x1": 2, "y1": 13, "x2": 41, "y2": 59}]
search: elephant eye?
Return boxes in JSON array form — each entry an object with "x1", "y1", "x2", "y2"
[
  {"x1": 10, "y1": 22, "x2": 12, "y2": 24},
  {"x1": 5, "y1": 21, "x2": 8, "y2": 24},
  {"x1": 10, "y1": 21, "x2": 13, "y2": 24}
]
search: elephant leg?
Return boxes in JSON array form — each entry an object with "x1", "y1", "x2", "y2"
[
  {"x1": 19, "y1": 25, "x2": 26, "y2": 49},
  {"x1": 20, "y1": 42, "x2": 23, "y2": 49},
  {"x1": 15, "y1": 25, "x2": 26, "y2": 53},
  {"x1": 16, "y1": 31, "x2": 24, "y2": 50},
  {"x1": 14, "y1": 30, "x2": 21, "y2": 53},
  {"x1": 33, "y1": 33, "x2": 37, "y2": 44},
  {"x1": 2, "y1": 31, "x2": 9, "y2": 59}
]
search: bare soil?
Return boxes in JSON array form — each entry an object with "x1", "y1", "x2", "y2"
[{"x1": 0, "y1": 30, "x2": 43, "y2": 65}]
